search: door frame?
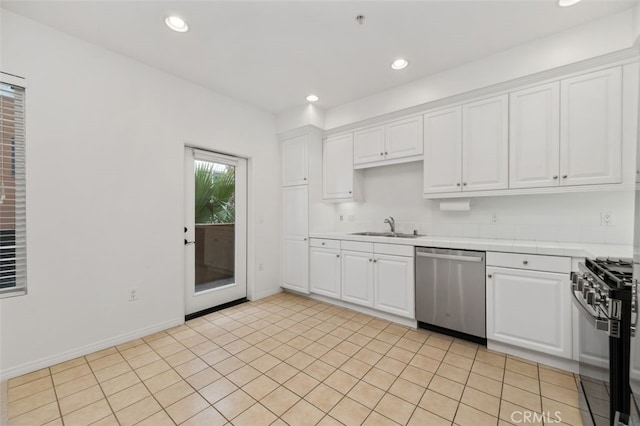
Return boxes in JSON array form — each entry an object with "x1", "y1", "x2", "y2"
[{"x1": 183, "y1": 145, "x2": 252, "y2": 317}]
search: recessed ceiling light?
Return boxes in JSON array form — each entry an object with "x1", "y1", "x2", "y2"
[
  {"x1": 165, "y1": 15, "x2": 189, "y2": 32},
  {"x1": 391, "y1": 58, "x2": 409, "y2": 70},
  {"x1": 557, "y1": 0, "x2": 582, "y2": 7},
  {"x1": 306, "y1": 94, "x2": 319, "y2": 102}
]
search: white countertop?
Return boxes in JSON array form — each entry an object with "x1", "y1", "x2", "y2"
[{"x1": 309, "y1": 232, "x2": 632, "y2": 258}]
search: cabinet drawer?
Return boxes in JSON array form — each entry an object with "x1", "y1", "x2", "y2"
[
  {"x1": 309, "y1": 238, "x2": 341, "y2": 250},
  {"x1": 341, "y1": 241, "x2": 374, "y2": 253},
  {"x1": 374, "y1": 243, "x2": 414, "y2": 257},
  {"x1": 487, "y1": 252, "x2": 570, "y2": 274}
]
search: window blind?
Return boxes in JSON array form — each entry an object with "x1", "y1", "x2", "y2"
[{"x1": 0, "y1": 80, "x2": 26, "y2": 297}]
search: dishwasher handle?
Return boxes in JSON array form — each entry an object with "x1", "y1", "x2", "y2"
[{"x1": 416, "y1": 252, "x2": 484, "y2": 263}]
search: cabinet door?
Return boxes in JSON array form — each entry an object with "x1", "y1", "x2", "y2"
[
  {"x1": 281, "y1": 134, "x2": 308, "y2": 186},
  {"x1": 309, "y1": 248, "x2": 341, "y2": 299},
  {"x1": 283, "y1": 238, "x2": 309, "y2": 293},
  {"x1": 282, "y1": 186, "x2": 308, "y2": 238},
  {"x1": 560, "y1": 67, "x2": 622, "y2": 186},
  {"x1": 462, "y1": 94, "x2": 509, "y2": 191},
  {"x1": 341, "y1": 250, "x2": 374, "y2": 307},
  {"x1": 354, "y1": 126, "x2": 385, "y2": 165},
  {"x1": 509, "y1": 82, "x2": 560, "y2": 189},
  {"x1": 385, "y1": 116, "x2": 423, "y2": 160},
  {"x1": 423, "y1": 107, "x2": 463, "y2": 194},
  {"x1": 374, "y1": 254, "x2": 414, "y2": 319},
  {"x1": 323, "y1": 134, "x2": 354, "y2": 200},
  {"x1": 486, "y1": 267, "x2": 571, "y2": 359}
]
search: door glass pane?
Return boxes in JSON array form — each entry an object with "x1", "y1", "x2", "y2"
[{"x1": 194, "y1": 160, "x2": 235, "y2": 293}]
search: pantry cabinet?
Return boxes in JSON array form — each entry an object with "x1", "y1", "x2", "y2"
[
  {"x1": 560, "y1": 67, "x2": 622, "y2": 186},
  {"x1": 282, "y1": 186, "x2": 309, "y2": 293},
  {"x1": 486, "y1": 253, "x2": 572, "y2": 359},
  {"x1": 323, "y1": 133, "x2": 361, "y2": 201},
  {"x1": 354, "y1": 116, "x2": 423, "y2": 168},
  {"x1": 509, "y1": 82, "x2": 561, "y2": 189},
  {"x1": 281, "y1": 134, "x2": 308, "y2": 187}
]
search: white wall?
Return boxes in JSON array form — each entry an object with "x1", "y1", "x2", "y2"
[
  {"x1": 334, "y1": 162, "x2": 634, "y2": 246},
  {"x1": 0, "y1": 10, "x2": 281, "y2": 378},
  {"x1": 325, "y1": 7, "x2": 638, "y2": 130}
]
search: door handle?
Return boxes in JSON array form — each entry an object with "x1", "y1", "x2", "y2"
[
  {"x1": 184, "y1": 239, "x2": 195, "y2": 245},
  {"x1": 416, "y1": 252, "x2": 483, "y2": 262}
]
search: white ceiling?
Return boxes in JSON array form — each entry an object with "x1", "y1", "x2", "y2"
[{"x1": 3, "y1": 0, "x2": 637, "y2": 113}]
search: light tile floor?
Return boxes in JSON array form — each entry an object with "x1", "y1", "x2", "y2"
[{"x1": 6, "y1": 292, "x2": 587, "y2": 425}]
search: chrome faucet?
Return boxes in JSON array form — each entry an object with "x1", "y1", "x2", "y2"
[{"x1": 384, "y1": 216, "x2": 396, "y2": 233}]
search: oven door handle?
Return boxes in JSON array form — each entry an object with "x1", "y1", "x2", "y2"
[{"x1": 571, "y1": 286, "x2": 610, "y2": 333}]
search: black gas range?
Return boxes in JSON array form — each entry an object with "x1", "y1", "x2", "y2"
[{"x1": 572, "y1": 257, "x2": 636, "y2": 425}]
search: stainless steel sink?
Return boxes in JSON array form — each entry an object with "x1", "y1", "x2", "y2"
[{"x1": 351, "y1": 232, "x2": 424, "y2": 238}]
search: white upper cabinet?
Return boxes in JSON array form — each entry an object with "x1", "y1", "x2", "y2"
[
  {"x1": 354, "y1": 126, "x2": 385, "y2": 165},
  {"x1": 560, "y1": 67, "x2": 622, "y2": 186},
  {"x1": 323, "y1": 134, "x2": 357, "y2": 200},
  {"x1": 281, "y1": 134, "x2": 308, "y2": 187},
  {"x1": 509, "y1": 82, "x2": 561, "y2": 189},
  {"x1": 354, "y1": 116, "x2": 423, "y2": 168},
  {"x1": 462, "y1": 94, "x2": 509, "y2": 191},
  {"x1": 385, "y1": 116, "x2": 423, "y2": 160},
  {"x1": 423, "y1": 106, "x2": 463, "y2": 194}
]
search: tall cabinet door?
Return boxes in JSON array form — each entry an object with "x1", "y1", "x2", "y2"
[
  {"x1": 281, "y1": 135, "x2": 308, "y2": 186},
  {"x1": 560, "y1": 67, "x2": 622, "y2": 186},
  {"x1": 354, "y1": 126, "x2": 385, "y2": 165},
  {"x1": 423, "y1": 107, "x2": 463, "y2": 194},
  {"x1": 509, "y1": 82, "x2": 560, "y2": 189},
  {"x1": 323, "y1": 134, "x2": 354, "y2": 200},
  {"x1": 462, "y1": 94, "x2": 509, "y2": 191},
  {"x1": 282, "y1": 186, "x2": 309, "y2": 293},
  {"x1": 341, "y1": 251, "x2": 374, "y2": 307}
]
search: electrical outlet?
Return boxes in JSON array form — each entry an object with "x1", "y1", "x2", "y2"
[
  {"x1": 129, "y1": 287, "x2": 138, "y2": 301},
  {"x1": 339, "y1": 215, "x2": 344, "y2": 222},
  {"x1": 258, "y1": 263, "x2": 264, "y2": 271},
  {"x1": 601, "y1": 212, "x2": 612, "y2": 226},
  {"x1": 491, "y1": 213, "x2": 497, "y2": 224}
]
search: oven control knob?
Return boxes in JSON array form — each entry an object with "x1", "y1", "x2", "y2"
[
  {"x1": 577, "y1": 277, "x2": 585, "y2": 292},
  {"x1": 601, "y1": 294, "x2": 609, "y2": 307},
  {"x1": 586, "y1": 290, "x2": 597, "y2": 305}
]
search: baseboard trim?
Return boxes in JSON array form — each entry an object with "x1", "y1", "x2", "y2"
[
  {"x1": 185, "y1": 298, "x2": 248, "y2": 321},
  {"x1": 488, "y1": 340, "x2": 578, "y2": 373},
  {"x1": 0, "y1": 317, "x2": 184, "y2": 381},
  {"x1": 253, "y1": 286, "x2": 283, "y2": 301}
]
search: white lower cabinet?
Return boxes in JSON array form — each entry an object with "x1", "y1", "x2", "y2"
[
  {"x1": 309, "y1": 247, "x2": 341, "y2": 299},
  {"x1": 341, "y1": 250, "x2": 375, "y2": 308},
  {"x1": 374, "y1": 254, "x2": 415, "y2": 318},
  {"x1": 486, "y1": 265, "x2": 572, "y2": 359}
]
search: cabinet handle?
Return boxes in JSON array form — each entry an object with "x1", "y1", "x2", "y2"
[
  {"x1": 488, "y1": 274, "x2": 493, "y2": 278},
  {"x1": 321, "y1": 242, "x2": 325, "y2": 245},
  {"x1": 373, "y1": 259, "x2": 377, "y2": 263},
  {"x1": 384, "y1": 152, "x2": 388, "y2": 155},
  {"x1": 562, "y1": 175, "x2": 568, "y2": 179},
  {"x1": 463, "y1": 182, "x2": 467, "y2": 186},
  {"x1": 304, "y1": 238, "x2": 308, "y2": 241},
  {"x1": 553, "y1": 175, "x2": 558, "y2": 180},
  {"x1": 523, "y1": 260, "x2": 528, "y2": 265},
  {"x1": 336, "y1": 254, "x2": 340, "y2": 258},
  {"x1": 303, "y1": 177, "x2": 307, "y2": 181},
  {"x1": 369, "y1": 259, "x2": 373, "y2": 262},
  {"x1": 380, "y1": 152, "x2": 384, "y2": 156},
  {"x1": 348, "y1": 191, "x2": 352, "y2": 194},
  {"x1": 456, "y1": 183, "x2": 461, "y2": 187}
]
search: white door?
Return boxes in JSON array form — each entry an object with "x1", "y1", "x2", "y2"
[
  {"x1": 486, "y1": 267, "x2": 571, "y2": 359},
  {"x1": 560, "y1": 67, "x2": 622, "y2": 186},
  {"x1": 341, "y1": 250, "x2": 374, "y2": 307},
  {"x1": 423, "y1": 107, "x2": 463, "y2": 194},
  {"x1": 184, "y1": 147, "x2": 247, "y2": 316},
  {"x1": 282, "y1": 186, "x2": 309, "y2": 293},
  {"x1": 281, "y1": 134, "x2": 308, "y2": 186},
  {"x1": 374, "y1": 254, "x2": 414, "y2": 319},
  {"x1": 353, "y1": 126, "x2": 385, "y2": 165},
  {"x1": 462, "y1": 94, "x2": 509, "y2": 191},
  {"x1": 323, "y1": 134, "x2": 354, "y2": 200},
  {"x1": 509, "y1": 82, "x2": 561, "y2": 189},
  {"x1": 385, "y1": 116, "x2": 423, "y2": 160},
  {"x1": 309, "y1": 247, "x2": 341, "y2": 299}
]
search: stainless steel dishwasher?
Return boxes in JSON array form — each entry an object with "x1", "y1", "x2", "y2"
[{"x1": 415, "y1": 247, "x2": 486, "y2": 343}]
